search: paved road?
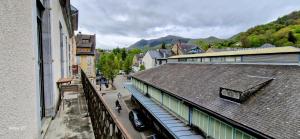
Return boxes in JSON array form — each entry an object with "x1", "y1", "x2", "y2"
[{"x1": 97, "y1": 75, "x2": 143, "y2": 139}]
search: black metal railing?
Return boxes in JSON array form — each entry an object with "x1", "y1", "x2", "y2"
[{"x1": 81, "y1": 70, "x2": 127, "y2": 139}]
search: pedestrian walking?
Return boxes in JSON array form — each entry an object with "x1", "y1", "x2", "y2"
[
  {"x1": 117, "y1": 92, "x2": 122, "y2": 99},
  {"x1": 115, "y1": 100, "x2": 121, "y2": 113}
]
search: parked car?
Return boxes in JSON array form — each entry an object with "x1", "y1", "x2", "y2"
[{"x1": 129, "y1": 109, "x2": 145, "y2": 131}]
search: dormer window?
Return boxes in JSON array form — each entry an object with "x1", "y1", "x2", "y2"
[
  {"x1": 219, "y1": 75, "x2": 273, "y2": 103},
  {"x1": 82, "y1": 39, "x2": 89, "y2": 43}
]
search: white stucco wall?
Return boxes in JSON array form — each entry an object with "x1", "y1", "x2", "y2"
[
  {"x1": 142, "y1": 52, "x2": 155, "y2": 69},
  {"x1": 50, "y1": 0, "x2": 70, "y2": 110},
  {"x1": 0, "y1": 0, "x2": 40, "y2": 138},
  {"x1": 70, "y1": 36, "x2": 77, "y2": 76}
]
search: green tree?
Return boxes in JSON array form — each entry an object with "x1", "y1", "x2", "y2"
[
  {"x1": 123, "y1": 56, "x2": 133, "y2": 75},
  {"x1": 101, "y1": 53, "x2": 119, "y2": 89},
  {"x1": 128, "y1": 48, "x2": 142, "y2": 55},
  {"x1": 96, "y1": 53, "x2": 108, "y2": 72},
  {"x1": 112, "y1": 47, "x2": 121, "y2": 55},
  {"x1": 288, "y1": 31, "x2": 297, "y2": 44},
  {"x1": 240, "y1": 34, "x2": 251, "y2": 48},
  {"x1": 139, "y1": 64, "x2": 145, "y2": 71},
  {"x1": 121, "y1": 48, "x2": 127, "y2": 60},
  {"x1": 161, "y1": 42, "x2": 166, "y2": 49}
]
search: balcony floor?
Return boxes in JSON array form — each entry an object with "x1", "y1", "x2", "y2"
[{"x1": 44, "y1": 89, "x2": 94, "y2": 139}]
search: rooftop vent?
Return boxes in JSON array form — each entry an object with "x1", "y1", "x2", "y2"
[{"x1": 219, "y1": 75, "x2": 274, "y2": 103}]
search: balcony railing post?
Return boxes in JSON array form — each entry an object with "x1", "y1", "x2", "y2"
[{"x1": 81, "y1": 69, "x2": 127, "y2": 139}]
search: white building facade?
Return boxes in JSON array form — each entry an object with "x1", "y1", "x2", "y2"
[{"x1": 0, "y1": 0, "x2": 78, "y2": 138}]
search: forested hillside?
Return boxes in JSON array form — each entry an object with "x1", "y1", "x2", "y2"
[{"x1": 192, "y1": 11, "x2": 300, "y2": 50}]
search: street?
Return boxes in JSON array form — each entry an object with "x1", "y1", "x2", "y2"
[{"x1": 97, "y1": 75, "x2": 143, "y2": 139}]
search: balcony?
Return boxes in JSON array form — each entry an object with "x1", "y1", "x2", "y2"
[{"x1": 43, "y1": 70, "x2": 131, "y2": 139}]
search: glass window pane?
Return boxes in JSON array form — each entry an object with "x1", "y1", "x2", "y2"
[
  {"x1": 203, "y1": 115, "x2": 209, "y2": 133},
  {"x1": 220, "y1": 123, "x2": 226, "y2": 139},
  {"x1": 226, "y1": 125, "x2": 233, "y2": 139},
  {"x1": 215, "y1": 120, "x2": 220, "y2": 139},
  {"x1": 243, "y1": 134, "x2": 251, "y2": 139},
  {"x1": 236, "y1": 130, "x2": 243, "y2": 139},
  {"x1": 209, "y1": 118, "x2": 215, "y2": 137}
]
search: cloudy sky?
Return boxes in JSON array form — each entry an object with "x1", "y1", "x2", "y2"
[{"x1": 71, "y1": 0, "x2": 300, "y2": 49}]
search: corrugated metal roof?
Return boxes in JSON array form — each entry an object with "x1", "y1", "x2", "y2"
[
  {"x1": 169, "y1": 46, "x2": 300, "y2": 59},
  {"x1": 125, "y1": 84, "x2": 203, "y2": 139}
]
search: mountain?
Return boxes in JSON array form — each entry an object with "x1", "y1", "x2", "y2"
[
  {"x1": 129, "y1": 11, "x2": 300, "y2": 51},
  {"x1": 189, "y1": 36, "x2": 224, "y2": 44},
  {"x1": 128, "y1": 35, "x2": 223, "y2": 50},
  {"x1": 128, "y1": 35, "x2": 190, "y2": 49}
]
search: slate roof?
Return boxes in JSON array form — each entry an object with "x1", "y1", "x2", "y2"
[
  {"x1": 220, "y1": 75, "x2": 273, "y2": 92},
  {"x1": 132, "y1": 63, "x2": 300, "y2": 139},
  {"x1": 148, "y1": 49, "x2": 172, "y2": 59},
  {"x1": 178, "y1": 44, "x2": 202, "y2": 54},
  {"x1": 159, "y1": 49, "x2": 172, "y2": 58},
  {"x1": 76, "y1": 33, "x2": 96, "y2": 48},
  {"x1": 148, "y1": 50, "x2": 163, "y2": 59}
]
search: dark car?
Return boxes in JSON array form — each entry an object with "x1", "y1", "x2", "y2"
[{"x1": 129, "y1": 109, "x2": 145, "y2": 131}]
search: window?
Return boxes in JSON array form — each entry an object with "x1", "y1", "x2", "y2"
[
  {"x1": 178, "y1": 58, "x2": 187, "y2": 62},
  {"x1": 211, "y1": 57, "x2": 225, "y2": 63},
  {"x1": 225, "y1": 57, "x2": 236, "y2": 62},
  {"x1": 236, "y1": 130, "x2": 243, "y2": 139},
  {"x1": 221, "y1": 89, "x2": 240, "y2": 99},
  {"x1": 88, "y1": 57, "x2": 92, "y2": 65},
  {"x1": 192, "y1": 108, "x2": 256, "y2": 139},
  {"x1": 162, "y1": 94, "x2": 189, "y2": 121},
  {"x1": 76, "y1": 56, "x2": 81, "y2": 65},
  {"x1": 148, "y1": 86, "x2": 162, "y2": 103},
  {"x1": 236, "y1": 56, "x2": 242, "y2": 62},
  {"x1": 203, "y1": 57, "x2": 210, "y2": 62},
  {"x1": 82, "y1": 39, "x2": 89, "y2": 43},
  {"x1": 197, "y1": 58, "x2": 202, "y2": 62},
  {"x1": 187, "y1": 58, "x2": 196, "y2": 62}
]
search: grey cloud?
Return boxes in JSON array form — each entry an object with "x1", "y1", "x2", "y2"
[{"x1": 72, "y1": 0, "x2": 300, "y2": 49}]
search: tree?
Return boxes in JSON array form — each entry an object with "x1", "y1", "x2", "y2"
[
  {"x1": 112, "y1": 47, "x2": 121, "y2": 55},
  {"x1": 139, "y1": 64, "x2": 145, "y2": 71},
  {"x1": 240, "y1": 34, "x2": 251, "y2": 48},
  {"x1": 161, "y1": 42, "x2": 166, "y2": 49},
  {"x1": 288, "y1": 31, "x2": 297, "y2": 44},
  {"x1": 128, "y1": 48, "x2": 142, "y2": 55},
  {"x1": 123, "y1": 56, "x2": 132, "y2": 75},
  {"x1": 121, "y1": 48, "x2": 127, "y2": 60},
  {"x1": 102, "y1": 53, "x2": 119, "y2": 89},
  {"x1": 96, "y1": 53, "x2": 108, "y2": 72}
]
